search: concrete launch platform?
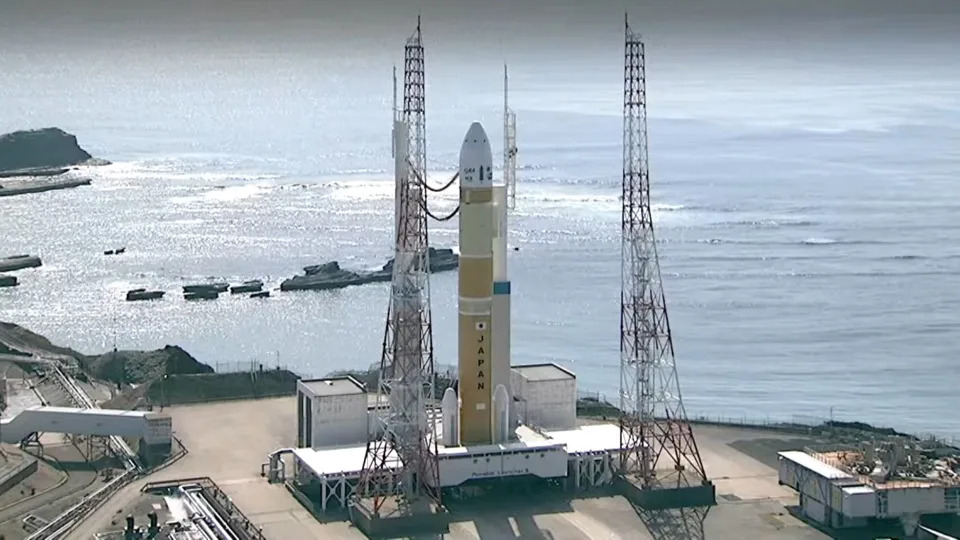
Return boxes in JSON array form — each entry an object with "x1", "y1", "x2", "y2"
[
  {"x1": 67, "y1": 397, "x2": 836, "y2": 539},
  {"x1": 290, "y1": 421, "x2": 623, "y2": 513}
]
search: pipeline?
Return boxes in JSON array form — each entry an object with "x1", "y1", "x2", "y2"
[
  {"x1": 408, "y1": 160, "x2": 458, "y2": 193},
  {"x1": 180, "y1": 484, "x2": 240, "y2": 540},
  {"x1": 405, "y1": 161, "x2": 461, "y2": 220}
]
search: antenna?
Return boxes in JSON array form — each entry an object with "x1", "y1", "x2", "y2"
[
  {"x1": 392, "y1": 65, "x2": 398, "y2": 120},
  {"x1": 504, "y1": 63, "x2": 508, "y2": 116},
  {"x1": 618, "y1": 15, "x2": 708, "y2": 492},
  {"x1": 503, "y1": 64, "x2": 518, "y2": 210},
  {"x1": 391, "y1": 66, "x2": 398, "y2": 158},
  {"x1": 356, "y1": 17, "x2": 442, "y2": 523}
]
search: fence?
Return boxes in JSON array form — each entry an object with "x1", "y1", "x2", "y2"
[
  {"x1": 685, "y1": 413, "x2": 960, "y2": 450},
  {"x1": 577, "y1": 389, "x2": 612, "y2": 403},
  {"x1": 212, "y1": 359, "x2": 960, "y2": 450},
  {"x1": 214, "y1": 360, "x2": 294, "y2": 374},
  {"x1": 147, "y1": 369, "x2": 299, "y2": 407}
]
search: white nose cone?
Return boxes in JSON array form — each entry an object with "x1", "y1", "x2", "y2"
[{"x1": 459, "y1": 122, "x2": 494, "y2": 189}]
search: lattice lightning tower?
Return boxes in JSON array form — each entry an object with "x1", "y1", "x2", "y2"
[
  {"x1": 618, "y1": 15, "x2": 708, "y2": 490},
  {"x1": 356, "y1": 17, "x2": 442, "y2": 516}
]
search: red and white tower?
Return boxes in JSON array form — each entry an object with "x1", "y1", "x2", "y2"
[
  {"x1": 356, "y1": 17, "x2": 442, "y2": 518},
  {"x1": 618, "y1": 15, "x2": 709, "y2": 491}
]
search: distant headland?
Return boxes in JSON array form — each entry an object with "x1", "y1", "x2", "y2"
[{"x1": 0, "y1": 127, "x2": 107, "y2": 197}]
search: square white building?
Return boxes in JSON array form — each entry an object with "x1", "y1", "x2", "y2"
[
  {"x1": 510, "y1": 363, "x2": 576, "y2": 430},
  {"x1": 296, "y1": 376, "x2": 367, "y2": 449}
]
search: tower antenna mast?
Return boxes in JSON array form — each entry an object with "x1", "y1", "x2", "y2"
[
  {"x1": 356, "y1": 17, "x2": 442, "y2": 519},
  {"x1": 618, "y1": 14, "x2": 708, "y2": 490},
  {"x1": 503, "y1": 65, "x2": 518, "y2": 210}
]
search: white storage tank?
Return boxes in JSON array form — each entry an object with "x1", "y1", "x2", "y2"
[
  {"x1": 510, "y1": 363, "x2": 576, "y2": 430},
  {"x1": 296, "y1": 376, "x2": 368, "y2": 449}
]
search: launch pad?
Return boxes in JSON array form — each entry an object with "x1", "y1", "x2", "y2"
[
  {"x1": 285, "y1": 365, "x2": 623, "y2": 513},
  {"x1": 268, "y1": 13, "x2": 714, "y2": 538}
]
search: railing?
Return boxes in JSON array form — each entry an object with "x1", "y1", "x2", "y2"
[
  {"x1": 214, "y1": 360, "x2": 295, "y2": 374},
  {"x1": 50, "y1": 364, "x2": 139, "y2": 471},
  {"x1": 684, "y1": 412, "x2": 960, "y2": 449},
  {"x1": 22, "y1": 358, "x2": 143, "y2": 540}
]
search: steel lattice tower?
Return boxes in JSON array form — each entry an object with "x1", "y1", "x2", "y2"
[
  {"x1": 356, "y1": 18, "x2": 442, "y2": 516},
  {"x1": 618, "y1": 15, "x2": 708, "y2": 490}
]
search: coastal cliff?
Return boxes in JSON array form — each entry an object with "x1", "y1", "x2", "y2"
[{"x1": 0, "y1": 128, "x2": 104, "y2": 197}]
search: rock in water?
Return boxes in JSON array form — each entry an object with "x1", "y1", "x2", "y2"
[
  {"x1": 280, "y1": 248, "x2": 460, "y2": 292},
  {"x1": 0, "y1": 128, "x2": 93, "y2": 172},
  {"x1": 0, "y1": 255, "x2": 42, "y2": 272}
]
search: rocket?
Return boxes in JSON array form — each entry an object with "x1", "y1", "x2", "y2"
[
  {"x1": 457, "y1": 122, "x2": 496, "y2": 445},
  {"x1": 452, "y1": 121, "x2": 513, "y2": 447}
]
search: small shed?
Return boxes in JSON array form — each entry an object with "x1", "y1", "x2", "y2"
[
  {"x1": 297, "y1": 376, "x2": 367, "y2": 449},
  {"x1": 510, "y1": 363, "x2": 576, "y2": 430}
]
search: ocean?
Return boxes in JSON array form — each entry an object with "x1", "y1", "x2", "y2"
[{"x1": 1, "y1": 2, "x2": 959, "y2": 440}]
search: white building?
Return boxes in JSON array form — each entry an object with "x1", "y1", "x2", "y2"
[
  {"x1": 296, "y1": 376, "x2": 367, "y2": 449},
  {"x1": 510, "y1": 363, "x2": 576, "y2": 430},
  {"x1": 278, "y1": 369, "x2": 627, "y2": 514},
  {"x1": 778, "y1": 450, "x2": 960, "y2": 535}
]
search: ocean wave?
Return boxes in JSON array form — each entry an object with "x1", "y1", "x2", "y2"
[
  {"x1": 801, "y1": 237, "x2": 837, "y2": 245},
  {"x1": 170, "y1": 183, "x2": 273, "y2": 204},
  {"x1": 87, "y1": 161, "x2": 282, "y2": 184},
  {"x1": 883, "y1": 254, "x2": 960, "y2": 261},
  {"x1": 666, "y1": 269, "x2": 960, "y2": 280},
  {"x1": 331, "y1": 168, "x2": 388, "y2": 175},
  {"x1": 521, "y1": 194, "x2": 620, "y2": 205},
  {"x1": 703, "y1": 219, "x2": 818, "y2": 229},
  {"x1": 799, "y1": 238, "x2": 891, "y2": 246},
  {"x1": 692, "y1": 237, "x2": 888, "y2": 247},
  {"x1": 517, "y1": 163, "x2": 549, "y2": 171}
]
